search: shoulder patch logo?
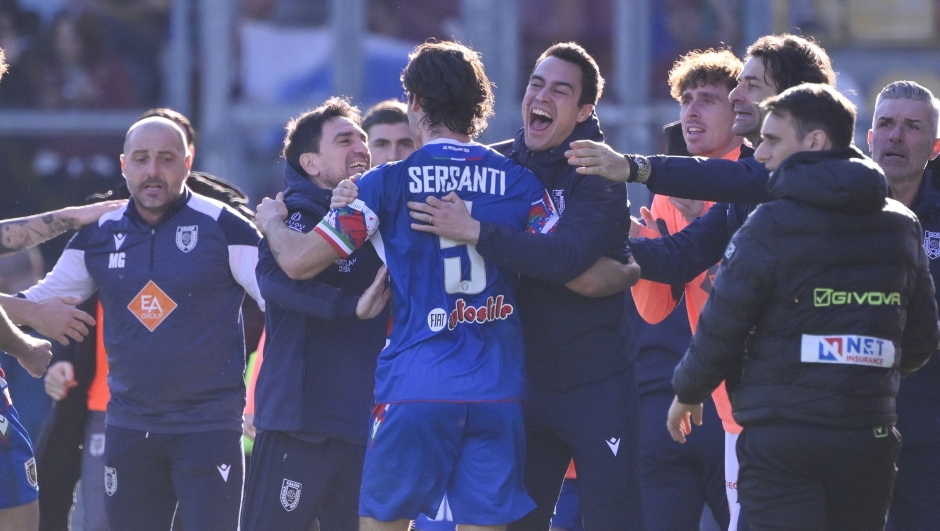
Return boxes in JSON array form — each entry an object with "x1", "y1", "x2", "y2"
[
  {"x1": 553, "y1": 189, "x2": 566, "y2": 216},
  {"x1": 105, "y1": 466, "x2": 118, "y2": 496},
  {"x1": 128, "y1": 281, "x2": 178, "y2": 331},
  {"x1": 25, "y1": 457, "x2": 37, "y2": 489},
  {"x1": 113, "y1": 233, "x2": 126, "y2": 250},
  {"x1": 724, "y1": 242, "x2": 736, "y2": 260},
  {"x1": 176, "y1": 225, "x2": 198, "y2": 252},
  {"x1": 925, "y1": 231, "x2": 940, "y2": 260},
  {"x1": 280, "y1": 479, "x2": 302, "y2": 512}
]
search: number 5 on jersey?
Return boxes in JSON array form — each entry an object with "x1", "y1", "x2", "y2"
[{"x1": 440, "y1": 201, "x2": 486, "y2": 295}]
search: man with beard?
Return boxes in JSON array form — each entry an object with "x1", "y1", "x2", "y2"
[{"x1": 20, "y1": 116, "x2": 264, "y2": 531}]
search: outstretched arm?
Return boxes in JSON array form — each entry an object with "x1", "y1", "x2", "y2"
[
  {"x1": 565, "y1": 140, "x2": 772, "y2": 204},
  {"x1": 0, "y1": 201, "x2": 125, "y2": 257},
  {"x1": 0, "y1": 304, "x2": 52, "y2": 377},
  {"x1": 255, "y1": 193, "x2": 341, "y2": 281}
]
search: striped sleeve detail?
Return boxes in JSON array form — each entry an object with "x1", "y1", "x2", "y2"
[
  {"x1": 229, "y1": 244, "x2": 264, "y2": 311},
  {"x1": 22, "y1": 248, "x2": 96, "y2": 303},
  {"x1": 526, "y1": 190, "x2": 560, "y2": 234},
  {"x1": 312, "y1": 200, "x2": 379, "y2": 258}
]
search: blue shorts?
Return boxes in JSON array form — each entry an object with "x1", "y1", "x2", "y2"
[
  {"x1": 360, "y1": 401, "x2": 534, "y2": 525},
  {"x1": 0, "y1": 372, "x2": 39, "y2": 510}
]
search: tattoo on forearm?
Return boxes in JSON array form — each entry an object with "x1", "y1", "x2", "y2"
[{"x1": 0, "y1": 213, "x2": 74, "y2": 256}]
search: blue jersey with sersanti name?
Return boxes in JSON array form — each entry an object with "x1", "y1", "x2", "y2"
[{"x1": 315, "y1": 139, "x2": 558, "y2": 403}]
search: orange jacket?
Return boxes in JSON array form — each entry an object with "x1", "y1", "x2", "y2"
[{"x1": 631, "y1": 147, "x2": 742, "y2": 434}]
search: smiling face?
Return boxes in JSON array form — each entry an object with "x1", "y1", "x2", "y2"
[
  {"x1": 679, "y1": 81, "x2": 742, "y2": 158},
  {"x1": 727, "y1": 56, "x2": 778, "y2": 142},
  {"x1": 366, "y1": 122, "x2": 415, "y2": 166},
  {"x1": 868, "y1": 97, "x2": 940, "y2": 185},
  {"x1": 522, "y1": 56, "x2": 594, "y2": 153},
  {"x1": 121, "y1": 120, "x2": 191, "y2": 225},
  {"x1": 306, "y1": 116, "x2": 370, "y2": 189}
]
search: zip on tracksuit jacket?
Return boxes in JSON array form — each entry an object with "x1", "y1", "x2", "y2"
[{"x1": 253, "y1": 163, "x2": 388, "y2": 445}]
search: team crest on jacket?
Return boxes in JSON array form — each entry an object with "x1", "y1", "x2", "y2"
[
  {"x1": 105, "y1": 466, "x2": 118, "y2": 496},
  {"x1": 553, "y1": 190, "x2": 566, "y2": 216},
  {"x1": 89, "y1": 433, "x2": 105, "y2": 457},
  {"x1": 176, "y1": 225, "x2": 198, "y2": 252},
  {"x1": 280, "y1": 479, "x2": 302, "y2": 511},
  {"x1": 925, "y1": 231, "x2": 940, "y2": 260}
]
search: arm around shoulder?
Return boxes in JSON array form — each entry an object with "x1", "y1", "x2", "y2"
[{"x1": 566, "y1": 256, "x2": 640, "y2": 297}]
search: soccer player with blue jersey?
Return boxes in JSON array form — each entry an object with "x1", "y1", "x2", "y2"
[{"x1": 255, "y1": 41, "x2": 558, "y2": 531}]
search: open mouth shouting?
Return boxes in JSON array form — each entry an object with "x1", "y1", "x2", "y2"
[{"x1": 529, "y1": 108, "x2": 554, "y2": 133}]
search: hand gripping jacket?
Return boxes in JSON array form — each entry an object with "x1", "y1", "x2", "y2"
[
  {"x1": 674, "y1": 148, "x2": 940, "y2": 430},
  {"x1": 23, "y1": 189, "x2": 263, "y2": 434}
]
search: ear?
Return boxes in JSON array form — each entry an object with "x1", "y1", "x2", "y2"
[
  {"x1": 184, "y1": 151, "x2": 193, "y2": 172},
  {"x1": 409, "y1": 96, "x2": 423, "y2": 114},
  {"x1": 867, "y1": 129, "x2": 873, "y2": 154},
  {"x1": 930, "y1": 137, "x2": 940, "y2": 161},
  {"x1": 298, "y1": 152, "x2": 321, "y2": 178},
  {"x1": 577, "y1": 103, "x2": 594, "y2": 124},
  {"x1": 804, "y1": 129, "x2": 831, "y2": 151},
  {"x1": 120, "y1": 154, "x2": 127, "y2": 177}
]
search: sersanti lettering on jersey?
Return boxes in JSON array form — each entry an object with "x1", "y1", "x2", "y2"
[{"x1": 408, "y1": 165, "x2": 507, "y2": 196}]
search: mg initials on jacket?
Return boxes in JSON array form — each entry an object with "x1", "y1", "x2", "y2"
[{"x1": 813, "y1": 288, "x2": 901, "y2": 307}]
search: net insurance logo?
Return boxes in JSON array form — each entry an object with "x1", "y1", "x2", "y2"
[{"x1": 801, "y1": 334, "x2": 896, "y2": 368}]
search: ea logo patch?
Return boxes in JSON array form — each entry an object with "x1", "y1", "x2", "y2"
[
  {"x1": 176, "y1": 225, "x2": 198, "y2": 252},
  {"x1": 25, "y1": 457, "x2": 37, "y2": 489},
  {"x1": 280, "y1": 479, "x2": 302, "y2": 512},
  {"x1": 428, "y1": 308, "x2": 447, "y2": 332},
  {"x1": 105, "y1": 466, "x2": 118, "y2": 496},
  {"x1": 89, "y1": 433, "x2": 105, "y2": 457}
]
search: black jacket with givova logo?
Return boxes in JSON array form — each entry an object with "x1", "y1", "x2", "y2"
[{"x1": 673, "y1": 147, "x2": 940, "y2": 430}]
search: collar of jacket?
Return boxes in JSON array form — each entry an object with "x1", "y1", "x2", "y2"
[
  {"x1": 910, "y1": 168, "x2": 940, "y2": 221},
  {"x1": 126, "y1": 187, "x2": 192, "y2": 227},
  {"x1": 508, "y1": 112, "x2": 605, "y2": 167},
  {"x1": 283, "y1": 161, "x2": 333, "y2": 212},
  {"x1": 767, "y1": 146, "x2": 888, "y2": 215}
]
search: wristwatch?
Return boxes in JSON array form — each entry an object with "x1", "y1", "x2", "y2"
[{"x1": 634, "y1": 155, "x2": 651, "y2": 184}]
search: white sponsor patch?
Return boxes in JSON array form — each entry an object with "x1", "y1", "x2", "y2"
[
  {"x1": 89, "y1": 433, "x2": 105, "y2": 457},
  {"x1": 427, "y1": 308, "x2": 447, "y2": 332},
  {"x1": 800, "y1": 334, "x2": 895, "y2": 368},
  {"x1": 280, "y1": 479, "x2": 302, "y2": 512}
]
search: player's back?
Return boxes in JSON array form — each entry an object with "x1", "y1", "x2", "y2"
[{"x1": 351, "y1": 139, "x2": 556, "y2": 403}]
